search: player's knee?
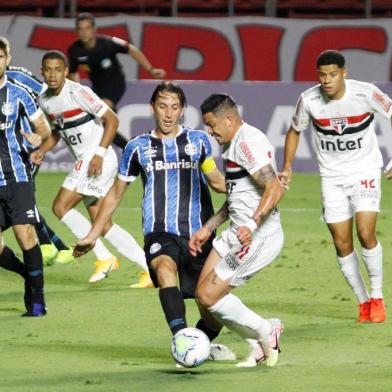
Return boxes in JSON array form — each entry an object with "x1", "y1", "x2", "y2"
[
  {"x1": 333, "y1": 237, "x2": 352, "y2": 255},
  {"x1": 357, "y1": 229, "x2": 377, "y2": 249},
  {"x1": 52, "y1": 201, "x2": 66, "y2": 219},
  {"x1": 196, "y1": 285, "x2": 216, "y2": 308},
  {"x1": 153, "y1": 257, "x2": 177, "y2": 286}
]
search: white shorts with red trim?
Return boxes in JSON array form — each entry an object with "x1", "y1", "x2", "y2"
[
  {"x1": 62, "y1": 147, "x2": 118, "y2": 199},
  {"x1": 321, "y1": 169, "x2": 381, "y2": 224},
  {"x1": 212, "y1": 225, "x2": 284, "y2": 287}
]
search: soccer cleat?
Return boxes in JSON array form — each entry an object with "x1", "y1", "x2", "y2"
[
  {"x1": 358, "y1": 300, "x2": 371, "y2": 323},
  {"x1": 209, "y1": 344, "x2": 236, "y2": 361},
  {"x1": 53, "y1": 249, "x2": 75, "y2": 265},
  {"x1": 89, "y1": 256, "x2": 120, "y2": 283},
  {"x1": 130, "y1": 271, "x2": 154, "y2": 289},
  {"x1": 21, "y1": 303, "x2": 47, "y2": 317},
  {"x1": 369, "y1": 298, "x2": 386, "y2": 323},
  {"x1": 236, "y1": 318, "x2": 284, "y2": 368},
  {"x1": 40, "y1": 244, "x2": 58, "y2": 266}
]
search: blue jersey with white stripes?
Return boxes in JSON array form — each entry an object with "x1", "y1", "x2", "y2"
[
  {"x1": 0, "y1": 76, "x2": 41, "y2": 186},
  {"x1": 119, "y1": 127, "x2": 215, "y2": 238}
]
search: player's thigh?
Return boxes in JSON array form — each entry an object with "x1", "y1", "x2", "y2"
[
  {"x1": 327, "y1": 219, "x2": 354, "y2": 254},
  {"x1": 197, "y1": 248, "x2": 222, "y2": 288},
  {"x1": 53, "y1": 187, "x2": 83, "y2": 216},
  {"x1": 13, "y1": 224, "x2": 38, "y2": 249},
  {"x1": 321, "y1": 182, "x2": 352, "y2": 223}
]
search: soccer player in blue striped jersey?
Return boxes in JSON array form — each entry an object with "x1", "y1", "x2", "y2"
[
  {"x1": 74, "y1": 82, "x2": 238, "y2": 357},
  {"x1": 0, "y1": 37, "x2": 51, "y2": 316},
  {"x1": 5, "y1": 64, "x2": 74, "y2": 266}
]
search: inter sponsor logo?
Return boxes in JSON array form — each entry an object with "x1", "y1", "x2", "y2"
[
  {"x1": 320, "y1": 137, "x2": 363, "y2": 151},
  {"x1": 146, "y1": 159, "x2": 197, "y2": 172}
]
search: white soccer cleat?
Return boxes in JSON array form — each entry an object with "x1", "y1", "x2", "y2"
[
  {"x1": 236, "y1": 318, "x2": 284, "y2": 368},
  {"x1": 89, "y1": 256, "x2": 120, "y2": 283},
  {"x1": 209, "y1": 344, "x2": 236, "y2": 361}
]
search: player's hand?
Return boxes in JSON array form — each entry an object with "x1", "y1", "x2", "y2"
[
  {"x1": 278, "y1": 167, "x2": 292, "y2": 190},
  {"x1": 21, "y1": 130, "x2": 42, "y2": 148},
  {"x1": 384, "y1": 159, "x2": 392, "y2": 180},
  {"x1": 72, "y1": 237, "x2": 96, "y2": 257},
  {"x1": 30, "y1": 150, "x2": 44, "y2": 165},
  {"x1": 149, "y1": 68, "x2": 167, "y2": 79},
  {"x1": 236, "y1": 226, "x2": 253, "y2": 246},
  {"x1": 189, "y1": 227, "x2": 211, "y2": 257},
  {"x1": 88, "y1": 155, "x2": 104, "y2": 177}
]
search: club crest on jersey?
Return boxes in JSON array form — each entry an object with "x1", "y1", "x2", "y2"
[
  {"x1": 330, "y1": 118, "x2": 348, "y2": 134},
  {"x1": 150, "y1": 243, "x2": 161, "y2": 254},
  {"x1": 1, "y1": 102, "x2": 13, "y2": 116},
  {"x1": 184, "y1": 142, "x2": 197, "y2": 156},
  {"x1": 52, "y1": 113, "x2": 64, "y2": 129}
]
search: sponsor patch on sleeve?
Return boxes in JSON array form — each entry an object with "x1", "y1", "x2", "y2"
[{"x1": 372, "y1": 90, "x2": 392, "y2": 113}]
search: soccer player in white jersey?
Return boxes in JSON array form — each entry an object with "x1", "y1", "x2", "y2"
[
  {"x1": 280, "y1": 49, "x2": 391, "y2": 323},
  {"x1": 190, "y1": 93, "x2": 285, "y2": 368},
  {"x1": 33, "y1": 50, "x2": 152, "y2": 287}
]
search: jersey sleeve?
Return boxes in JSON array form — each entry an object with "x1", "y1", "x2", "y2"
[
  {"x1": 19, "y1": 87, "x2": 42, "y2": 121},
  {"x1": 118, "y1": 141, "x2": 141, "y2": 182},
  {"x1": 67, "y1": 44, "x2": 79, "y2": 74},
  {"x1": 198, "y1": 131, "x2": 213, "y2": 163},
  {"x1": 74, "y1": 85, "x2": 109, "y2": 118},
  {"x1": 235, "y1": 131, "x2": 273, "y2": 175},
  {"x1": 367, "y1": 84, "x2": 392, "y2": 119},
  {"x1": 111, "y1": 36, "x2": 130, "y2": 54},
  {"x1": 291, "y1": 94, "x2": 311, "y2": 132}
]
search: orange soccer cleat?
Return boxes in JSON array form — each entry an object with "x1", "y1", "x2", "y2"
[
  {"x1": 358, "y1": 300, "x2": 371, "y2": 323},
  {"x1": 369, "y1": 298, "x2": 386, "y2": 323}
]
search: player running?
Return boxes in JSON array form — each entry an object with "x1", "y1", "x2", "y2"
[
  {"x1": 190, "y1": 93, "x2": 285, "y2": 367},
  {"x1": 280, "y1": 49, "x2": 391, "y2": 323},
  {"x1": 33, "y1": 50, "x2": 152, "y2": 287}
]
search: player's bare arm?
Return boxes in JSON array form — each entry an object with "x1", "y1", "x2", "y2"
[
  {"x1": 189, "y1": 202, "x2": 229, "y2": 256},
  {"x1": 384, "y1": 159, "x2": 392, "y2": 180},
  {"x1": 128, "y1": 44, "x2": 166, "y2": 79},
  {"x1": 31, "y1": 112, "x2": 52, "y2": 143},
  {"x1": 279, "y1": 126, "x2": 300, "y2": 189},
  {"x1": 88, "y1": 108, "x2": 119, "y2": 177},
  {"x1": 204, "y1": 168, "x2": 226, "y2": 193},
  {"x1": 73, "y1": 178, "x2": 129, "y2": 257}
]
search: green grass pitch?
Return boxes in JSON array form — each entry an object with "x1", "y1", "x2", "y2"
[{"x1": 0, "y1": 172, "x2": 391, "y2": 392}]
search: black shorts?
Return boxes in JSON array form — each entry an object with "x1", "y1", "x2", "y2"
[
  {"x1": 144, "y1": 232, "x2": 213, "y2": 299},
  {"x1": 93, "y1": 79, "x2": 126, "y2": 106},
  {"x1": 0, "y1": 181, "x2": 39, "y2": 231}
]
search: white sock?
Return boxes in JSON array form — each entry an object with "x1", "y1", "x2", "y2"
[
  {"x1": 209, "y1": 293, "x2": 271, "y2": 348},
  {"x1": 362, "y1": 242, "x2": 383, "y2": 299},
  {"x1": 61, "y1": 209, "x2": 112, "y2": 260},
  {"x1": 337, "y1": 251, "x2": 369, "y2": 304},
  {"x1": 104, "y1": 224, "x2": 147, "y2": 270}
]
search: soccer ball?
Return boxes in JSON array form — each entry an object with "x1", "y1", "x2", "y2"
[{"x1": 171, "y1": 327, "x2": 211, "y2": 368}]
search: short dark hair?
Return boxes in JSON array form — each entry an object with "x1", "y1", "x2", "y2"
[
  {"x1": 42, "y1": 50, "x2": 68, "y2": 67},
  {"x1": 76, "y1": 12, "x2": 95, "y2": 28},
  {"x1": 316, "y1": 50, "x2": 345, "y2": 68},
  {"x1": 0, "y1": 36, "x2": 10, "y2": 57},
  {"x1": 150, "y1": 82, "x2": 187, "y2": 107},
  {"x1": 200, "y1": 93, "x2": 237, "y2": 115}
]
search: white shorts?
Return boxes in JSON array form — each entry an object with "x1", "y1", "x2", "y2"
[
  {"x1": 321, "y1": 170, "x2": 381, "y2": 224},
  {"x1": 213, "y1": 225, "x2": 284, "y2": 287},
  {"x1": 62, "y1": 148, "x2": 118, "y2": 199}
]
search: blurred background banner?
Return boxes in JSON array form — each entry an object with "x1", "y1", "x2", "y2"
[
  {"x1": 4, "y1": 15, "x2": 392, "y2": 82},
  {"x1": 39, "y1": 80, "x2": 392, "y2": 172}
]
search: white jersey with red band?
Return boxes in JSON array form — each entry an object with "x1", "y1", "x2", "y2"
[
  {"x1": 39, "y1": 79, "x2": 110, "y2": 160},
  {"x1": 291, "y1": 79, "x2": 392, "y2": 183},
  {"x1": 222, "y1": 122, "x2": 281, "y2": 236}
]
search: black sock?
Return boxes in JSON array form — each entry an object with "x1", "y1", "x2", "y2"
[
  {"x1": 159, "y1": 287, "x2": 187, "y2": 335},
  {"x1": 196, "y1": 319, "x2": 220, "y2": 342},
  {"x1": 23, "y1": 244, "x2": 45, "y2": 305},
  {"x1": 113, "y1": 132, "x2": 128, "y2": 149},
  {"x1": 0, "y1": 246, "x2": 26, "y2": 278},
  {"x1": 35, "y1": 214, "x2": 51, "y2": 245},
  {"x1": 47, "y1": 227, "x2": 69, "y2": 251}
]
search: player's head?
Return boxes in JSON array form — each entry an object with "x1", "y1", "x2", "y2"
[
  {"x1": 200, "y1": 93, "x2": 240, "y2": 144},
  {"x1": 41, "y1": 50, "x2": 69, "y2": 94},
  {"x1": 76, "y1": 13, "x2": 96, "y2": 45},
  {"x1": 150, "y1": 82, "x2": 187, "y2": 136},
  {"x1": 316, "y1": 50, "x2": 347, "y2": 100},
  {"x1": 0, "y1": 37, "x2": 12, "y2": 79}
]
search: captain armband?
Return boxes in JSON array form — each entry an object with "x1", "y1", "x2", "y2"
[{"x1": 201, "y1": 157, "x2": 217, "y2": 174}]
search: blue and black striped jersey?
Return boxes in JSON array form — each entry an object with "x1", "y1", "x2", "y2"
[
  {"x1": 0, "y1": 76, "x2": 42, "y2": 185},
  {"x1": 6, "y1": 66, "x2": 46, "y2": 100},
  {"x1": 119, "y1": 127, "x2": 215, "y2": 238}
]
